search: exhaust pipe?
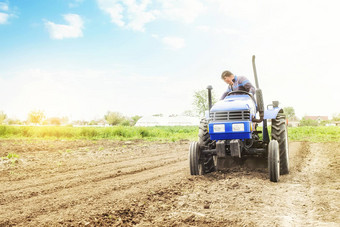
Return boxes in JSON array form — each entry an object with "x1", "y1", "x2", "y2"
[
  {"x1": 207, "y1": 85, "x2": 213, "y2": 116},
  {"x1": 252, "y1": 55, "x2": 264, "y2": 123}
]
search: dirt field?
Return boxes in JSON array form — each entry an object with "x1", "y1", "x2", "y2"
[{"x1": 0, "y1": 139, "x2": 339, "y2": 226}]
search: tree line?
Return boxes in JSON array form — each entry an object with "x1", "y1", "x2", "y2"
[
  {"x1": 0, "y1": 110, "x2": 142, "y2": 126},
  {"x1": 1, "y1": 89, "x2": 339, "y2": 126}
]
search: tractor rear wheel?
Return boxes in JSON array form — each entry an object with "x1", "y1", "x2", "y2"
[
  {"x1": 268, "y1": 140, "x2": 280, "y2": 182},
  {"x1": 271, "y1": 114, "x2": 289, "y2": 175}
]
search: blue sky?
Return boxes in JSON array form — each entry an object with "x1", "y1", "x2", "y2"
[{"x1": 1, "y1": 0, "x2": 340, "y2": 121}]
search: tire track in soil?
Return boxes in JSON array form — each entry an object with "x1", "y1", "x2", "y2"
[{"x1": 280, "y1": 142, "x2": 340, "y2": 226}]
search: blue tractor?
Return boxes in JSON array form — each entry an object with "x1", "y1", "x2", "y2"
[{"x1": 189, "y1": 56, "x2": 289, "y2": 182}]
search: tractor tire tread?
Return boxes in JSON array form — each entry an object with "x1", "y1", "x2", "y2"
[
  {"x1": 268, "y1": 140, "x2": 280, "y2": 182},
  {"x1": 271, "y1": 114, "x2": 289, "y2": 175},
  {"x1": 197, "y1": 118, "x2": 216, "y2": 174}
]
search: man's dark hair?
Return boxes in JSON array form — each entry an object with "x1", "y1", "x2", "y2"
[{"x1": 221, "y1": 70, "x2": 233, "y2": 79}]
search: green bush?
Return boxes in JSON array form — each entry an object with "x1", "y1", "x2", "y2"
[
  {"x1": 120, "y1": 119, "x2": 132, "y2": 126},
  {"x1": 299, "y1": 118, "x2": 319, "y2": 126},
  {"x1": 138, "y1": 127, "x2": 151, "y2": 138},
  {"x1": 80, "y1": 128, "x2": 99, "y2": 138}
]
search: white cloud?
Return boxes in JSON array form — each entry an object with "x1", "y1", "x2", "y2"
[
  {"x1": 97, "y1": 0, "x2": 125, "y2": 27},
  {"x1": 124, "y1": 0, "x2": 158, "y2": 31},
  {"x1": 45, "y1": 14, "x2": 84, "y2": 40},
  {"x1": 151, "y1": 33, "x2": 159, "y2": 39},
  {"x1": 69, "y1": 0, "x2": 85, "y2": 8},
  {"x1": 97, "y1": 0, "x2": 158, "y2": 32},
  {"x1": 97, "y1": 0, "x2": 206, "y2": 31},
  {"x1": 211, "y1": 0, "x2": 261, "y2": 20},
  {"x1": 0, "y1": 2, "x2": 9, "y2": 24},
  {"x1": 162, "y1": 36, "x2": 185, "y2": 50},
  {"x1": 196, "y1": 25, "x2": 239, "y2": 35},
  {"x1": 0, "y1": 12, "x2": 9, "y2": 24},
  {"x1": 0, "y1": 2, "x2": 8, "y2": 11},
  {"x1": 160, "y1": 0, "x2": 206, "y2": 23},
  {"x1": 196, "y1": 25, "x2": 209, "y2": 32}
]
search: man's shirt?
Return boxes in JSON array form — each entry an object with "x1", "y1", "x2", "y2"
[{"x1": 220, "y1": 75, "x2": 256, "y2": 100}]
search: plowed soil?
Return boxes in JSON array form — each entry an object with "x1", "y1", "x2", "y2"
[{"x1": 0, "y1": 139, "x2": 339, "y2": 226}]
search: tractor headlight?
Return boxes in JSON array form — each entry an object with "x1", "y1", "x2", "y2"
[
  {"x1": 213, "y1": 124, "x2": 225, "y2": 132},
  {"x1": 232, "y1": 123, "x2": 244, "y2": 132}
]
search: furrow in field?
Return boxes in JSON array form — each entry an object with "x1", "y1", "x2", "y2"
[
  {"x1": 0, "y1": 151, "x2": 187, "y2": 205},
  {"x1": 0, "y1": 159, "x2": 188, "y2": 226},
  {"x1": 0, "y1": 143, "x2": 181, "y2": 183},
  {"x1": 0, "y1": 147, "x2": 185, "y2": 191}
]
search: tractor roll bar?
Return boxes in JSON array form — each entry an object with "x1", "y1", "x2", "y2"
[
  {"x1": 252, "y1": 55, "x2": 264, "y2": 123},
  {"x1": 252, "y1": 55, "x2": 260, "y2": 89}
]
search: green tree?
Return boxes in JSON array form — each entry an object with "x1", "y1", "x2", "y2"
[
  {"x1": 131, "y1": 115, "x2": 142, "y2": 126},
  {"x1": 193, "y1": 89, "x2": 217, "y2": 117},
  {"x1": 283, "y1": 107, "x2": 297, "y2": 121},
  {"x1": 105, "y1": 111, "x2": 125, "y2": 126},
  {"x1": 121, "y1": 119, "x2": 132, "y2": 126},
  {"x1": 28, "y1": 110, "x2": 45, "y2": 125},
  {"x1": 332, "y1": 113, "x2": 340, "y2": 121},
  {"x1": 0, "y1": 111, "x2": 7, "y2": 125},
  {"x1": 7, "y1": 118, "x2": 22, "y2": 125}
]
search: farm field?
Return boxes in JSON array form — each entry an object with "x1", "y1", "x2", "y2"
[{"x1": 0, "y1": 139, "x2": 339, "y2": 226}]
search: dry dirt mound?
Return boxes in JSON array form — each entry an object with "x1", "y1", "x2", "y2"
[{"x1": 0, "y1": 140, "x2": 339, "y2": 226}]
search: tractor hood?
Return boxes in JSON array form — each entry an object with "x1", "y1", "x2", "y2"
[{"x1": 211, "y1": 95, "x2": 256, "y2": 113}]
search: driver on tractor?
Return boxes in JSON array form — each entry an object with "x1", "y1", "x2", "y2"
[{"x1": 220, "y1": 70, "x2": 256, "y2": 100}]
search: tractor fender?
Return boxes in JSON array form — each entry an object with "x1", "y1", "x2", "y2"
[{"x1": 264, "y1": 107, "x2": 282, "y2": 120}]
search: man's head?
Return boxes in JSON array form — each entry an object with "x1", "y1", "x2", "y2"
[{"x1": 221, "y1": 70, "x2": 234, "y2": 85}]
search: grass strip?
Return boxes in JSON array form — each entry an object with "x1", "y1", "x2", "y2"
[{"x1": 0, "y1": 125, "x2": 339, "y2": 142}]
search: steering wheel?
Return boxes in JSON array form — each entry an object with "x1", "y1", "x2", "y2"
[
  {"x1": 227, "y1": 90, "x2": 253, "y2": 98},
  {"x1": 227, "y1": 90, "x2": 256, "y2": 103}
]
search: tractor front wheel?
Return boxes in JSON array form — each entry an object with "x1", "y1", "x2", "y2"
[
  {"x1": 268, "y1": 140, "x2": 280, "y2": 182},
  {"x1": 189, "y1": 141, "x2": 216, "y2": 175},
  {"x1": 189, "y1": 141, "x2": 204, "y2": 175}
]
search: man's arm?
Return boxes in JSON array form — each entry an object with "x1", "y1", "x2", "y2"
[
  {"x1": 220, "y1": 91, "x2": 228, "y2": 100},
  {"x1": 244, "y1": 83, "x2": 255, "y2": 95},
  {"x1": 220, "y1": 86, "x2": 232, "y2": 100},
  {"x1": 238, "y1": 76, "x2": 255, "y2": 95}
]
